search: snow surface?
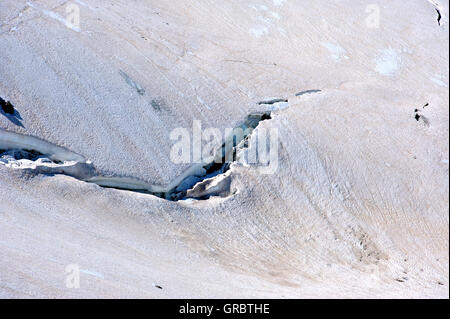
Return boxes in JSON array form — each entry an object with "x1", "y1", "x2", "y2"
[{"x1": 0, "y1": 0, "x2": 448, "y2": 298}]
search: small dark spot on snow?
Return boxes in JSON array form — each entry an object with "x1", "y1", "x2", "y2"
[
  {"x1": 414, "y1": 104, "x2": 431, "y2": 124},
  {"x1": 0, "y1": 97, "x2": 15, "y2": 115}
]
